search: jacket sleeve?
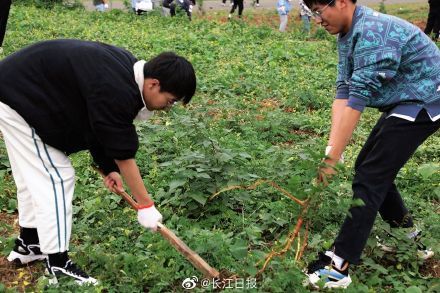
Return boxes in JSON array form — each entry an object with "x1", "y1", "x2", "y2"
[
  {"x1": 89, "y1": 142, "x2": 120, "y2": 175},
  {"x1": 347, "y1": 27, "x2": 403, "y2": 112},
  {"x1": 335, "y1": 46, "x2": 350, "y2": 100}
]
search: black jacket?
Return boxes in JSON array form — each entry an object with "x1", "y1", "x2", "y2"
[{"x1": 0, "y1": 39, "x2": 144, "y2": 174}]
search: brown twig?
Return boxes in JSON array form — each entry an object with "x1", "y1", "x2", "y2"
[
  {"x1": 209, "y1": 179, "x2": 307, "y2": 206},
  {"x1": 256, "y1": 214, "x2": 305, "y2": 276},
  {"x1": 297, "y1": 221, "x2": 310, "y2": 260},
  {"x1": 210, "y1": 179, "x2": 312, "y2": 276}
]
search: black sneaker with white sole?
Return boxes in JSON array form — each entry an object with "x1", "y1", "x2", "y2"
[
  {"x1": 7, "y1": 237, "x2": 47, "y2": 265},
  {"x1": 45, "y1": 253, "x2": 98, "y2": 286}
]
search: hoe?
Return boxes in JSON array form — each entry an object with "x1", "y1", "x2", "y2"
[{"x1": 94, "y1": 167, "x2": 220, "y2": 279}]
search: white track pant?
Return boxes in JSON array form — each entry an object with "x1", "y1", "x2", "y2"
[{"x1": 0, "y1": 101, "x2": 74, "y2": 254}]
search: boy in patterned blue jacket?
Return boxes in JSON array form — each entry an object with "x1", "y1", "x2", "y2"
[{"x1": 302, "y1": 0, "x2": 440, "y2": 289}]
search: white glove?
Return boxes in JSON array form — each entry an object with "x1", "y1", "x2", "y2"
[
  {"x1": 137, "y1": 205, "x2": 163, "y2": 232},
  {"x1": 325, "y1": 145, "x2": 344, "y2": 163},
  {"x1": 104, "y1": 3, "x2": 109, "y2": 8}
]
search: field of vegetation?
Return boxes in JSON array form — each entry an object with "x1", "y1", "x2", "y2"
[{"x1": 0, "y1": 1, "x2": 439, "y2": 292}]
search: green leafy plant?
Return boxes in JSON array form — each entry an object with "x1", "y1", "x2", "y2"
[{"x1": 0, "y1": 3, "x2": 438, "y2": 292}]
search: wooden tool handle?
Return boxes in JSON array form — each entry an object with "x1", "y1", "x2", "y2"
[
  {"x1": 92, "y1": 166, "x2": 220, "y2": 279},
  {"x1": 119, "y1": 190, "x2": 139, "y2": 210},
  {"x1": 157, "y1": 222, "x2": 220, "y2": 279}
]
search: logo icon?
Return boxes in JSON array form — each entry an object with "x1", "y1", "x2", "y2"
[{"x1": 182, "y1": 276, "x2": 198, "y2": 290}]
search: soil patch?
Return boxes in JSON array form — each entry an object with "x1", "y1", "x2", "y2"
[
  {"x1": 420, "y1": 257, "x2": 439, "y2": 278},
  {"x1": 0, "y1": 212, "x2": 43, "y2": 290}
]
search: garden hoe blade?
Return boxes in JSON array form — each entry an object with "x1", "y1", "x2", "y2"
[{"x1": 93, "y1": 166, "x2": 220, "y2": 279}]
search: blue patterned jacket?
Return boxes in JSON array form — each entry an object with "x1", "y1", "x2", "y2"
[{"x1": 336, "y1": 6, "x2": 440, "y2": 121}]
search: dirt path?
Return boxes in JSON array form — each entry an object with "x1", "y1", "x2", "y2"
[{"x1": 83, "y1": 0, "x2": 426, "y2": 12}]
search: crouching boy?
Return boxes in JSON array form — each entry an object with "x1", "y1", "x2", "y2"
[{"x1": 0, "y1": 39, "x2": 196, "y2": 285}]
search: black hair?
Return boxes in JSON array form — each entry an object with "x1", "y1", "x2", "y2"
[
  {"x1": 143, "y1": 52, "x2": 196, "y2": 105},
  {"x1": 303, "y1": 0, "x2": 357, "y2": 10}
]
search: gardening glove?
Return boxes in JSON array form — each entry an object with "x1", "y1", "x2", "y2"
[
  {"x1": 325, "y1": 145, "x2": 344, "y2": 164},
  {"x1": 104, "y1": 3, "x2": 109, "y2": 8},
  {"x1": 137, "y1": 204, "x2": 163, "y2": 232}
]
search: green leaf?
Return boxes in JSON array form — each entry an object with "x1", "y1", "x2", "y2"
[
  {"x1": 7, "y1": 199, "x2": 17, "y2": 212},
  {"x1": 195, "y1": 173, "x2": 211, "y2": 179},
  {"x1": 217, "y1": 152, "x2": 233, "y2": 162},
  {"x1": 243, "y1": 265, "x2": 258, "y2": 276},
  {"x1": 239, "y1": 152, "x2": 252, "y2": 159},
  {"x1": 434, "y1": 187, "x2": 440, "y2": 199},
  {"x1": 350, "y1": 198, "x2": 365, "y2": 208},
  {"x1": 230, "y1": 239, "x2": 248, "y2": 259},
  {"x1": 405, "y1": 286, "x2": 422, "y2": 293},
  {"x1": 188, "y1": 192, "x2": 207, "y2": 205},
  {"x1": 168, "y1": 179, "x2": 187, "y2": 192},
  {"x1": 417, "y1": 163, "x2": 439, "y2": 179}
]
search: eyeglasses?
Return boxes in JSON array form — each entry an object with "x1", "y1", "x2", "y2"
[{"x1": 311, "y1": 0, "x2": 335, "y2": 19}]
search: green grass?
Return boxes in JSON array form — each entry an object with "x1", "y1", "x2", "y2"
[{"x1": 0, "y1": 2, "x2": 439, "y2": 292}]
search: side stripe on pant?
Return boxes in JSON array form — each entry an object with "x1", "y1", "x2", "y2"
[
  {"x1": 32, "y1": 128, "x2": 62, "y2": 251},
  {"x1": 43, "y1": 143, "x2": 68, "y2": 249}
]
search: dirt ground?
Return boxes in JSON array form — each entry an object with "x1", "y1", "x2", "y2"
[
  {"x1": 82, "y1": 0, "x2": 426, "y2": 12},
  {"x1": 0, "y1": 213, "x2": 44, "y2": 291}
]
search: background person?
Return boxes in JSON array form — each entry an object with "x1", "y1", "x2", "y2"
[
  {"x1": 222, "y1": 0, "x2": 233, "y2": 6},
  {"x1": 299, "y1": 0, "x2": 313, "y2": 33},
  {"x1": 277, "y1": 0, "x2": 292, "y2": 32},
  {"x1": 94, "y1": 0, "x2": 109, "y2": 12},
  {"x1": 163, "y1": 0, "x2": 194, "y2": 20},
  {"x1": 424, "y1": 0, "x2": 440, "y2": 41},
  {"x1": 228, "y1": 0, "x2": 244, "y2": 19},
  {"x1": 0, "y1": 0, "x2": 12, "y2": 54}
]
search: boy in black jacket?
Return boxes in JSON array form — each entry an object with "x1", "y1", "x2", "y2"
[{"x1": 0, "y1": 39, "x2": 196, "y2": 285}]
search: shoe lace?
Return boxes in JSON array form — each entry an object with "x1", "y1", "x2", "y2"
[
  {"x1": 64, "y1": 260, "x2": 90, "y2": 278},
  {"x1": 307, "y1": 252, "x2": 331, "y2": 274}
]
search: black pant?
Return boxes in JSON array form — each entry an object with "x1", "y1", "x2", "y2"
[
  {"x1": 0, "y1": 0, "x2": 12, "y2": 47},
  {"x1": 334, "y1": 110, "x2": 440, "y2": 264},
  {"x1": 163, "y1": 0, "x2": 191, "y2": 20},
  {"x1": 424, "y1": 2, "x2": 440, "y2": 40},
  {"x1": 230, "y1": 0, "x2": 243, "y2": 16}
]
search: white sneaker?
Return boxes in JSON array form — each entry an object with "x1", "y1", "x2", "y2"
[
  {"x1": 306, "y1": 252, "x2": 352, "y2": 289},
  {"x1": 7, "y1": 237, "x2": 47, "y2": 265}
]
